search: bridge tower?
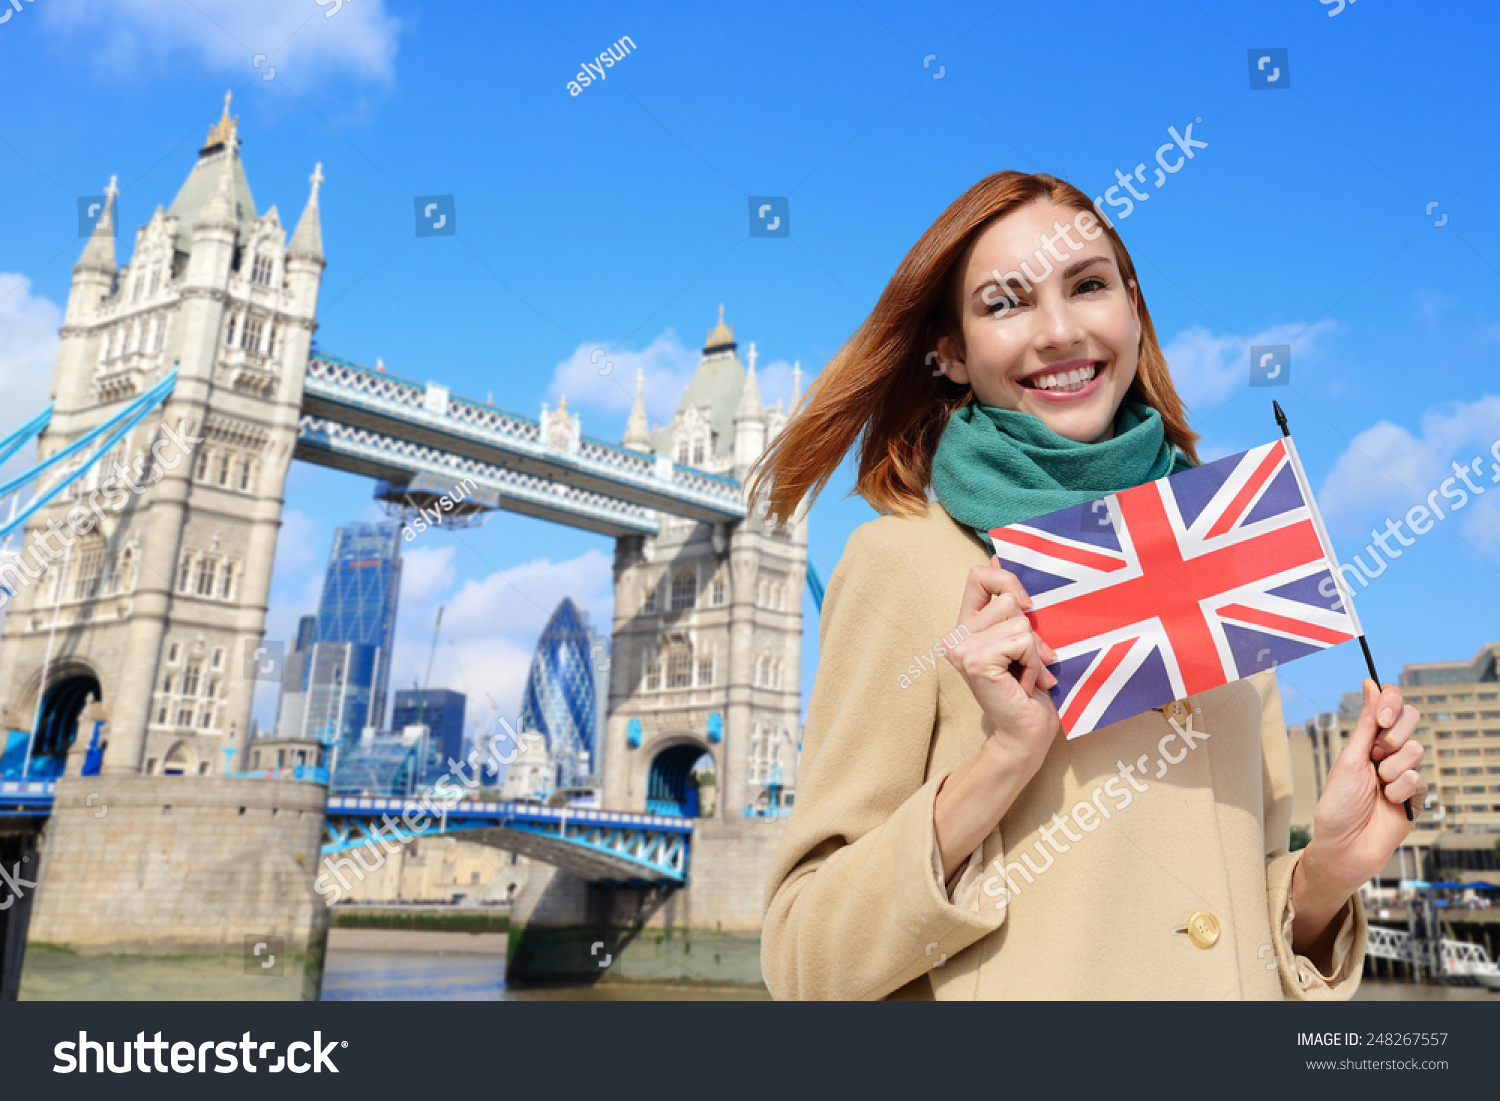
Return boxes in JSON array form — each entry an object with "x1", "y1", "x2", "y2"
[
  {"x1": 0, "y1": 95, "x2": 324, "y2": 779},
  {"x1": 603, "y1": 311, "x2": 806, "y2": 822},
  {"x1": 0, "y1": 100, "x2": 331, "y2": 994}
]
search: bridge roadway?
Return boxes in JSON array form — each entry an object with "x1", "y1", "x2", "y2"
[
  {"x1": 1, "y1": 783, "x2": 693, "y2": 886},
  {"x1": 296, "y1": 352, "x2": 746, "y2": 537}
]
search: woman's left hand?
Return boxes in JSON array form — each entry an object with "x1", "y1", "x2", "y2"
[{"x1": 1300, "y1": 679, "x2": 1425, "y2": 902}]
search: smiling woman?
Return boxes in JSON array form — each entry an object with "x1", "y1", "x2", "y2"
[{"x1": 748, "y1": 171, "x2": 1427, "y2": 1001}]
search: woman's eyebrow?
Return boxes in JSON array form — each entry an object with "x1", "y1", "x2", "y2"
[{"x1": 972, "y1": 254, "x2": 1114, "y2": 299}]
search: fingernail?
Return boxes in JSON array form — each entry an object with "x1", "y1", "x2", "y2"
[
  {"x1": 1378, "y1": 707, "x2": 1394, "y2": 726},
  {"x1": 1371, "y1": 746, "x2": 1384, "y2": 760}
]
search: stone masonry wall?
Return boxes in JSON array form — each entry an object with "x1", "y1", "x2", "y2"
[{"x1": 27, "y1": 774, "x2": 329, "y2": 956}]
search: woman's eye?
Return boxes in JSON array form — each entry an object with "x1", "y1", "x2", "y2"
[
  {"x1": 986, "y1": 295, "x2": 1023, "y2": 314},
  {"x1": 1075, "y1": 277, "x2": 1108, "y2": 295}
]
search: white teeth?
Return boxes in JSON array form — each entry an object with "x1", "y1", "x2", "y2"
[{"x1": 1030, "y1": 363, "x2": 1099, "y2": 392}]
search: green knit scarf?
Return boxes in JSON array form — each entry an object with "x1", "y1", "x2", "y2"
[{"x1": 931, "y1": 398, "x2": 1196, "y2": 550}]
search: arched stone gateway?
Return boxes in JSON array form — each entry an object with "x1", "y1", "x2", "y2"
[
  {"x1": 32, "y1": 673, "x2": 101, "y2": 764},
  {"x1": 646, "y1": 742, "x2": 712, "y2": 817}
]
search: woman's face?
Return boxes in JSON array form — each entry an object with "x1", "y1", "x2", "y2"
[{"x1": 937, "y1": 200, "x2": 1141, "y2": 444}]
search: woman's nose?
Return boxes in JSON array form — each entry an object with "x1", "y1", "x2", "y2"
[{"x1": 1033, "y1": 297, "x2": 1085, "y2": 351}]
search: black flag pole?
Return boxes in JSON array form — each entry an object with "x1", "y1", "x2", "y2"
[{"x1": 1273, "y1": 400, "x2": 1413, "y2": 821}]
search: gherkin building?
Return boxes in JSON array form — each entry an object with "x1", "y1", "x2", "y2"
[{"x1": 519, "y1": 598, "x2": 601, "y2": 788}]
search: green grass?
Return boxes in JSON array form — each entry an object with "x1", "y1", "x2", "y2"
[{"x1": 329, "y1": 909, "x2": 510, "y2": 934}]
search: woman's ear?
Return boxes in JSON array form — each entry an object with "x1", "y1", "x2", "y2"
[{"x1": 936, "y1": 333, "x2": 970, "y2": 385}]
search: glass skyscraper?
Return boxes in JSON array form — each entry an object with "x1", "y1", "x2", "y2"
[
  {"x1": 392, "y1": 688, "x2": 466, "y2": 783},
  {"x1": 312, "y1": 522, "x2": 402, "y2": 744},
  {"x1": 520, "y1": 598, "x2": 602, "y2": 789}
]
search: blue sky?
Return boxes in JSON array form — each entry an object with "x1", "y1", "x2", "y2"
[{"x1": 1, "y1": 0, "x2": 1497, "y2": 740}]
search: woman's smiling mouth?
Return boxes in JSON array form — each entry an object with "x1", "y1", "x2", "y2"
[{"x1": 1018, "y1": 359, "x2": 1106, "y2": 401}]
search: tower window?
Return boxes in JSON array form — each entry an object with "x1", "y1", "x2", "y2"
[
  {"x1": 645, "y1": 659, "x2": 662, "y2": 691},
  {"x1": 181, "y1": 661, "x2": 201, "y2": 697},
  {"x1": 217, "y1": 454, "x2": 230, "y2": 486},
  {"x1": 711, "y1": 576, "x2": 725, "y2": 606},
  {"x1": 251, "y1": 253, "x2": 274, "y2": 286},
  {"x1": 177, "y1": 557, "x2": 193, "y2": 593},
  {"x1": 667, "y1": 645, "x2": 693, "y2": 689},
  {"x1": 642, "y1": 584, "x2": 657, "y2": 615},
  {"x1": 697, "y1": 657, "x2": 713, "y2": 686},
  {"x1": 195, "y1": 558, "x2": 217, "y2": 596},
  {"x1": 692, "y1": 439, "x2": 704, "y2": 465},
  {"x1": 225, "y1": 313, "x2": 238, "y2": 346},
  {"x1": 238, "y1": 460, "x2": 252, "y2": 490},
  {"x1": 670, "y1": 569, "x2": 696, "y2": 611},
  {"x1": 194, "y1": 450, "x2": 209, "y2": 480},
  {"x1": 220, "y1": 563, "x2": 234, "y2": 599}
]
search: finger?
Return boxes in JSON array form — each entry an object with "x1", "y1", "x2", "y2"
[
  {"x1": 956, "y1": 558, "x2": 1033, "y2": 624},
  {"x1": 960, "y1": 616, "x2": 1049, "y2": 686},
  {"x1": 1374, "y1": 682, "x2": 1404, "y2": 731},
  {"x1": 962, "y1": 592, "x2": 1024, "y2": 637},
  {"x1": 1004, "y1": 618, "x2": 1055, "y2": 691},
  {"x1": 1382, "y1": 769, "x2": 1424, "y2": 805},
  {"x1": 1377, "y1": 739, "x2": 1423, "y2": 784},
  {"x1": 1373, "y1": 704, "x2": 1420, "y2": 757},
  {"x1": 1035, "y1": 633, "x2": 1059, "y2": 664},
  {"x1": 1342, "y1": 678, "x2": 1381, "y2": 759}
]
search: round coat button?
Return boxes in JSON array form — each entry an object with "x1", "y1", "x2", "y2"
[
  {"x1": 1187, "y1": 911, "x2": 1220, "y2": 948},
  {"x1": 1165, "y1": 700, "x2": 1192, "y2": 724}
]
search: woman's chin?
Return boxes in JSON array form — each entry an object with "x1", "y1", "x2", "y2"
[{"x1": 1024, "y1": 406, "x2": 1115, "y2": 444}]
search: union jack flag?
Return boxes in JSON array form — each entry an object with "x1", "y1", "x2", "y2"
[{"x1": 991, "y1": 437, "x2": 1361, "y2": 739}]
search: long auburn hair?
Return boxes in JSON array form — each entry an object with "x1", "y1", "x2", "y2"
[{"x1": 749, "y1": 171, "x2": 1200, "y2": 525}]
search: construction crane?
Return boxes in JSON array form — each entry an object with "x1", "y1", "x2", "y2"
[{"x1": 412, "y1": 604, "x2": 445, "y2": 729}]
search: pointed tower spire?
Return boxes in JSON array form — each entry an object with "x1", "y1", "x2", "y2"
[
  {"x1": 736, "y1": 341, "x2": 764, "y2": 421},
  {"x1": 288, "y1": 162, "x2": 324, "y2": 260},
  {"x1": 196, "y1": 134, "x2": 238, "y2": 231},
  {"x1": 75, "y1": 175, "x2": 118, "y2": 274},
  {"x1": 622, "y1": 368, "x2": 652, "y2": 452},
  {"x1": 703, "y1": 303, "x2": 736, "y2": 354}
]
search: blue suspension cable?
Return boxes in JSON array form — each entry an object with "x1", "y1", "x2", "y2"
[
  {"x1": 0, "y1": 368, "x2": 179, "y2": 543},
  {"x1": 0, "y1": 370, "x2": 176, "y2": 501},
  {"x1": 0, "y1": 404, "x2": 52, "y2": 469}
]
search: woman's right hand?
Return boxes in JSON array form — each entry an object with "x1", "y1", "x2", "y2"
[{"x1": 944, "y1": 556, "x2": 1062, "y2": 778}]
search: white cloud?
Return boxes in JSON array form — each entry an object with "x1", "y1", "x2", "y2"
[
  {"x1": 387, "y1": 548, "x2": 615, "y2": 735},
  {"x1": 1161, "y1": 320, "x2": 1339, "y2": 411},
  {"x1": 1316, "y1": 395, "x2": 1500, "y2": 544},
  {"x1": 39, "y1": 0, "x2": 399, "y2": 81},
  {"x1": 0, "y1": 275, "x2": 61, "y2": 482},
  {"x1": 548, "y1": 330, "x2": 701, "y2": 426}
]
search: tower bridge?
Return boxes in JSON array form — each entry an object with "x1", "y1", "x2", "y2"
[{"x1": 0, "y1": 98, "x2": 806, "y2": 995}]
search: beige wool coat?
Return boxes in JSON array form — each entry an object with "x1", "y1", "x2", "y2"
[{"x1": 762, "y1": 502, "x2": 1366, "y2": 1000}]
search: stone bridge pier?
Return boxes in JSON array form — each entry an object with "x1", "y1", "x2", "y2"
[{"x1": 505, "y1": 817, "x2": 786, "y2": 988}]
